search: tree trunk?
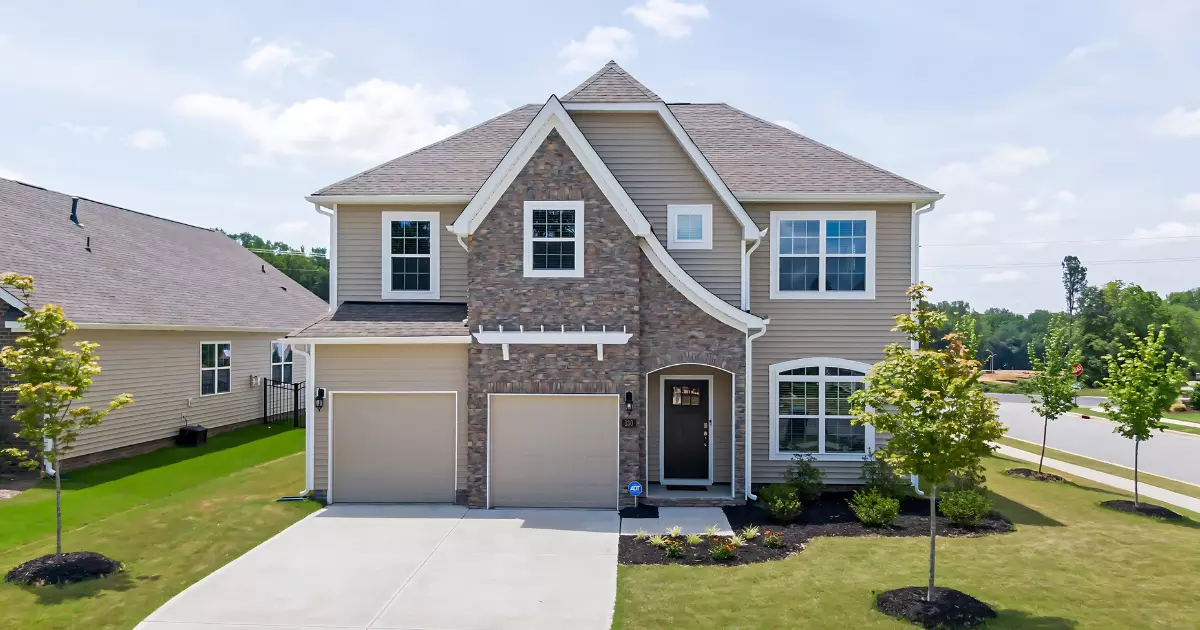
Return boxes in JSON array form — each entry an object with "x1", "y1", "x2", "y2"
[
  {"x1": 1038, "y1": 416, "x2": 1049, "y2": 473},
  {"x1": 928, "y1": 485, "x2": 937, "y2": 602},
  {"x1": 53, "y1": 441, "x2": 62, "y2": 558},
  {"x1": 1133, "y1": 438, "x2": 1140, "y2": 509}
]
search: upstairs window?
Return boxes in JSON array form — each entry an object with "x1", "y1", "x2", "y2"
[
  {"x1": 201, "y1": 342, "x2": 231, "y2": 396},
  {"x1": 770, "y1": 358, "x2": 874, "y2": 460},
  {"x1": 667, "y1": 204, "x2": 713, "y2": 250},
  {"x1": 271, "y1": 342, "x2": 293, "y2": 383},
  {"x1": 770, "y1": 211, "x2": 875, "y2": 300},
  {"x1": 381, "y1": 211, "x2": 440, "y2": 300},
  {"x1": 524, "y1": 200, "x2": 584, "y2": 278}
]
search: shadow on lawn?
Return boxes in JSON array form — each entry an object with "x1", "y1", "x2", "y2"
[
  {"x1": 993, "y1": 609, "x2": 1078, "y2": 629},
  {"x1": 15, "y1": 569, "x2": 140, "y2": 605},
  {"x1": 988, "y1": 491, "x2": 1064, "y2": 527}
]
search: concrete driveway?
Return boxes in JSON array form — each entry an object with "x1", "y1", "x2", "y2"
[{"x1": 137, "y1": 504, "x2": 619, "y2": 630}]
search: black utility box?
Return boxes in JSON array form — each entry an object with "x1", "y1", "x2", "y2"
[{"x1": 176, "y1": 425, "x2": 208, "y2": 447}]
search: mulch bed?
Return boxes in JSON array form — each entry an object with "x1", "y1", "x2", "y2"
[
  {"x1": 875, "y1": 586, "x2": 997, "y2": 629},
  {"x1": 1004, "y1": 467, "x2": 1065, "y2": 483},
  {"x1": 618, "y1": 534, "x2": 794, "y2": 566},
  {"x1": 5, "y1": 551, "x2": 122, "y2": 586},
  {"x1": 1100, "y1": 499, "x2": 1183, "y2": 520},
  {"x1": 618, "y1": 504, "x2": 659, "y2": 519}
]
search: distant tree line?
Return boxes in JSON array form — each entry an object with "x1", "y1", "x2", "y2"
[{"x1": 221, "y1": 230, "x2": 330, "y2": 302}]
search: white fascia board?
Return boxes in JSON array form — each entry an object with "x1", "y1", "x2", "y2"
[
  {"x1": 639, "y1": 238, "x2": 764, "y2": 333},
  {"x1": 71, "y1": 323, "x2": 296, "y2": 333},
  {"x1": 0, "y1": 287, "x2": 26, "y2": 311},
  {"x1": 306, "y1": 195, "x2": 472, "y2": 209},
  {"x1": 473, "y1": 331, "x2": 632, "y2": 345},
  {"x1": 283, "y1": 335, "x2": 472, "y2": 344},
  {"x1": 737, "y1": 192, "x2": 944, "y2": 204},
  {"x1": 450, "y1": 96, "x2": 652, "y2": 238},
  {"x1": 564, "y1": 101, "x2": 761, "y2": 240}
]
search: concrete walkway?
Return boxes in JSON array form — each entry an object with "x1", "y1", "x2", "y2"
[
  {"x1": 137, "y1": 505, "x2": 619, "y2": 630},
  {"x1": 995, "y1": 444, "x2": 1200, "y2": 514}
]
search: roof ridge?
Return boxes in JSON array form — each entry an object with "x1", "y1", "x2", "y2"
[
  {"x1": 561, "y1": 62, "x2": 614, "y2": 101},
  {"x1": 615, "y1": 70, "x2": 660, "y2": 101},
  {"x1": 1, "y1": 177, "x2": 220, "y2": 232},
  {"x1": 699, "y1": 104, "x2": 938, "y2": 194}
]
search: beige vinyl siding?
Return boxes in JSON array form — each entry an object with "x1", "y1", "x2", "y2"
[
  {"x1": 63, "y1": 330, "x2": 302, "y2": 461},
  {"x1": 647, "y1": 365, "x2": 733, "y2": 484},
  {"x1": 572, "y1": 112, "x2": 743, "y2": 305},
  {"x1": 312, "y1": 343, "x2": 467, "y2": 493},
  {"x1": 335, "y1": 204, "x2": 467, "y2": 304},
  {"x1": 747, "y1": 203, "x2": 911, "y2": 485}
]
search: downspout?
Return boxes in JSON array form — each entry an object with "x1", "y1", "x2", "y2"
[
  {"x1": 741, "y1": 228, "x2": 768, "y2": 311},
  {"x1": 312, "y1": 203, "x2": 337, "y2": 309},
  {"x1": 908, "y1": 201, "x2": 936, "y2": 495},
  {"x1": 744, "y1": 320, "x2": 769, "y2": 500},
  {"x1": 290, "y1": 343, "x2": 316, "y2": 497},
  {"x1": 447, "y1": 225, "x2": 469, "y2": 252}
]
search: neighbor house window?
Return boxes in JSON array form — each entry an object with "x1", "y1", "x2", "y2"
[
  {"x1": 770, "y1": 358, "x2": 875, "y2": 460},
  {"x1": 770, "y1": 211, "x2": 875, "y2": 299},
  {"x1": 271, "y1": 342, "x2": 293, "y2": 383},
  {"x1": 381, "y1": 210, "x2": 440, "y2": 300},
  {"x1": 667, "y1": 204, "x2": 713, "y2": 250},
  {"x1": 524, "y1": 200, "x2": 584, "y2": 278},
  {"x1": 201, "y1": 342, "x2": 231, "y2": 396}
]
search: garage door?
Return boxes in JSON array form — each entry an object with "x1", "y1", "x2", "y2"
[
  {"x1": 489, "y1": 395, "x2": 618, "y2": 509},
  {"x1": 331, "y1": 393, "x2": 456, "y2": 503}
]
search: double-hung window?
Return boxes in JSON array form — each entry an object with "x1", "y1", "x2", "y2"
[
  {"x1": 666, "y1": 204, "x2": 712, "y2": 250},
  {"x1": 381, "y1": 210, "x2": 440, "y2": 300},
  {"x1": 770, "y1": 211, "x2": 875, "y2": 299},
  {"x1": 524, "y1": 200, "x2": 584, "y2": 278},
  {"x1": 201, "y1": 342, "x2": 231, "y2": 396},
  {"x1": 770, "y1": 358, "x2": 875, "y2": 460},
  {"x1": 271, "y1": 342, "x2": 293, "y2": 383}
]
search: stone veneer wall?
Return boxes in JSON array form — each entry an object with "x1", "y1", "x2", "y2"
[
  {"x1": 0, "y1": 318, "x2": 26, "y2": 473},
  {"x1": 465, "y1": 130, "x2": 746, "y2": 507}
]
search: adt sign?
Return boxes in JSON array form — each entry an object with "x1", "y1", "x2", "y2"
[{"x1": 627, "y1": 481, "x2": 643, "y2": 497}]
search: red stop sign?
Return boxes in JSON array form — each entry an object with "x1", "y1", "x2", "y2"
[{"x1": 1072, "y1": 364, "x2": 1083, "y2": 377}]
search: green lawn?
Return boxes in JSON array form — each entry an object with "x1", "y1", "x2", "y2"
[
  {"x1": 997, "y1": 436, "x2": 1200, "y2": 500},
  {"x1": 1071, "y1": 407, "x2": 1200, "y2": 436},
  {"x1": 614, "y1": 456, "x2": 1200, "y2": 629},
  {"x1": 1076, "y1": 387, "x2": 1108, "y2": 397},
  {"x1": 0, "y1": 424, "x2": 318, "y2": 630}
]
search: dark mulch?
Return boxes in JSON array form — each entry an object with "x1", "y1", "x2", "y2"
[
  {"x1": 1100, "y1": 499, "x2": 1183, "y2": 520},
  {"x1": 5, "y1": 551, "x2": 122, "y2": 586},
  {"x1": 875, "y1": 586, "x2": 997, "y2": 629},
  {"x1": 619, "y1": 504, "x2": 659, "y2": 519},
  {"x1": 618, "y1": 535, "x2": 795, "y2": 566},
  {"x1": 1004, "y1": 467, "x2": 1065, "y2": 483}
]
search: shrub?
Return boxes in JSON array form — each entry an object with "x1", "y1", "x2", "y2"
[
  {"x1": 666, "y1": 525, "x2": 683, "y2": 538},
  {"x1": 633, "y1": 529, "x2": 649, "y2": 541},
  {"x1": 1169, "y1": 402, "x2": 1188, "y2": 413},
  {"x1": 784, "y1": 453, "x2": 825, "y2": 502},
  {"x1": 765, "y1": 494, "x2": 803, "y2": 523},
  {"x1": 663, "y1": 538, "x2": 685, "y2": 558},
  {"x1": 704, "y1": 524, "x2": 721, "y2": 537},
  {"x1": 647, "y1": 535, "x2": 667, "y2": 548},
  {"x1": 685, "y1": 533, "x2": 702, "y2": 546},
  {"x1": 1190, "y1": 393, "x2": 1200, "y2": 411},
  {"x1": 740, "y1": 525, "x2": 760, "y2": 540},
  {"x1": 848, "y1": 488, "x2": 900, "y2": 527},
  {"x1": 939, "y1": 488, "x2": 992, "y2": 527},
  {"x1": 947, "y1": 462, "x2": 987, "y2": 492},
  {"x1": 762, "y1": 530, "x2": 785, "y2": 548},
  {"x1": 709, "y1": 538, "x2": 736, "y2": 561},
  {"x1": 727, "y1": 533, "x2": 746, "y2": 548},
  {"x1": 861, "y1": 457, "x2": 910, "y2": 500}
]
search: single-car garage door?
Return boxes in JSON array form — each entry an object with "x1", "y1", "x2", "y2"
[
  {"x1": 331, "y1": 393, "x2": 456, "y2": 503},
  {"x1": 489, "y1": 394, "x2": 618, "y2": 509}
]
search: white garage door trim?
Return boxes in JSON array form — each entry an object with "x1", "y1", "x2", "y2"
[
  {"x1": 486, "y1": 393, "x2": 621, "y2": 510},
  {"x1": 327, "y1": 390, "x2": 458, "y2": 505}
]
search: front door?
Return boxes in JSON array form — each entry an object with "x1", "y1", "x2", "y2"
[{"x1": 663, "y1": 379, "x2": 710, "y2": 482}]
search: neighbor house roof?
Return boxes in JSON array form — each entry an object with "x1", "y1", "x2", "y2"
[
  {"x1": 0, "y1": 177, "x2": 329, "y2": 330},
  {"x1": 562, "y1": 61, "x2": 662, "y2": 103},
  {"x1": 287, "y1": 302, "x2": 468, "y2": 339}
]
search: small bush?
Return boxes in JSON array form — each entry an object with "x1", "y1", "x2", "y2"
[
  {"x1": 633, "y1": 529, "x2": 649, "y2": 541},
  {"x1": 1189, "y1": 393, "x2": 1200, "y2": 411},
  {"x1": 685, "y1": 533, "x2": 703, "y2": 546},
  {"x1": 848, "y1": 488, "x2": 900, "y2": 527},
  {"x1": 647, "y1": 534, "x2": 667, "y2": 548},
  {"x1": 762, "y1": 530, "x2": 785, "y2": 548},
  {"x1": 704, "y1": 524, "x2": 721, "y2": 537},
  {"x1": 947, "y1": 462, "x2": 987, "y2": 492},
  {"x1": 666, "y1": 525, "x2": 683, "y2": 538},
  {"x1": 663, "y1": 538, "x2": 685, "y2": 558},
  {"x1": 740, "y1": 525, "x2": 760, "y2": 540},
  {"x1": 727, "y1": 533, "x2": 746, "y2": 548},
  {"x1": 709, "y1": 538, "x2": 736, "y2": 561},
  {"x1": 785, "y1": 453, "x2": 825, "y2": 502},
  {"x1": 939, "y1": 489, "x2": 992, "y2": 527},
  {"x1": 861, "y1": 457, "x2": 910, "y2": 499},
  {"x1": 759, "y1": 483, "x2": 796, "y2": 504},
  {"x1": 1169, "y1": 401, "x2": 1188, "y2": 413},
  {"x1": 765, "y1": 494, "x2": 803, "y2": 523}
]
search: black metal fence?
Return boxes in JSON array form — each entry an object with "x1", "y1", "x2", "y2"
[{"x1": 264, "y1": 379, "x2": 306, "y2": 428}]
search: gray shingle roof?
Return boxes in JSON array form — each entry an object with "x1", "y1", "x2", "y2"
[
  {"x1": 288, "y1": 302, "x2": 468, "y2": 338},
  {"x1": 562, "y1": 61, "x2": 661, "y2": 103},
  {"x1": 0, "y1": 178, "x2": 329, "y2": 329}
]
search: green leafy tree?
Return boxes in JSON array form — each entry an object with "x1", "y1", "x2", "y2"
[
  {"x1": 1098, "y1": 326, "x2": 1190, "y2": 508},
  {"x1": 851, "y1": 283, "x2": 1005, "y2": 602},
  {"x1": 222, "y1": 230, "x2": 330, "y2": 301},
  {"x1": 1062, "y1": 255, "x2": 1087, "y2": 317},
  {"x1": 0, "y1": 273, "x2": 134, "y2": 557},
  {"x1": 1024, "y1": 316, "x2": 1083, "y2": 472}
]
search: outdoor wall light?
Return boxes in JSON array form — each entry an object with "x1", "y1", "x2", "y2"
[
  {"x1": 315, "y1": 387, "x2": 326, "y2": 411},
  {"x1": 624, "y1": 391, "x2": 634, "y2": 414}
]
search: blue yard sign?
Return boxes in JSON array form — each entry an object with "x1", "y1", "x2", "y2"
[{"x1": 627, "y1": 481, "x2": 643, "y2": 497}]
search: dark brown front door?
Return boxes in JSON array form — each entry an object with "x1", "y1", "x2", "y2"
[{"x1": 663, "y1": 379, "x2": 709, "y2": 481}]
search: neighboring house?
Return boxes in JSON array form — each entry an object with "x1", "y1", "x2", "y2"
[
  {"x1": 291, "y1": 62, "x2": 942, "y2": 508},
  {"x1": 0, "y1": 178, "x2": 328, "y2": 470}
]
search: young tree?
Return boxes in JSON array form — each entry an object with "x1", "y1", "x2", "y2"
[
  {"x1": 0, "y1": 273, "x2": 133, "y2": 557},
  {"x1": 1099, "y1": 325, "x2": 1189, "y2": 508},
  {"x1": 1024, "y1": 316, "x2": 1083, "y2": 473},
  {"x1": 1062, "y1": 255, "x2": 1087, "y2": 317},
  {"x1": 851, "y1": 283, "x2": 1005, "y2": 602}
]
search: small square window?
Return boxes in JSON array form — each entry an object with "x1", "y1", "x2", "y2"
[{"x1": 667, "y1": 205, "x2": 713, "y2": 250}]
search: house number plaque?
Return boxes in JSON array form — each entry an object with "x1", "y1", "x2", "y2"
[{"x1": 622, "y1": 417, "x2": 637, "y2": 428}]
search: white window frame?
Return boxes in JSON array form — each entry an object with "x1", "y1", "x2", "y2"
[
  {"x1": 381, "y1": 210, "x2": 440, "y2": 300},
  {"x1": 666, "y1": 204, "x2": 713, "y2": 250},
  {"x1": 769, "y1": 210, "x2": 875, "y2": 300},
  {"x1": 523, "y1": 200, "x2": 584, "y2": 278},
  {"x1": 200, "y1": 341, "x2": 232, "y2": 396},
  {"x1": 768, "y1": 357, "x2": 875, "y2": 461},
  {"x1": 271, "y1": 342, "x2": 293, "y2": 383}
]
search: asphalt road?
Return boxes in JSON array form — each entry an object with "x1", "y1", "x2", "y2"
[
  {"x1": 990, "y1": 393, "x2": 1106, "y2": 408},
  {"x1": 997, "y1": 401, "x2": 1200, "y2": 486}
]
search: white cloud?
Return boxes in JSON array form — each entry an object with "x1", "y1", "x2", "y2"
[
  {"x1": 273, "y1": 220, "x2": 312, "y2": 237},
  {"x1": 1183, "y1": 193, "x2": 1200, "y2": 211},
  {"x1": 1124, "y1": 221, "x2": 1200, "y2": 246},
  {"x1": 930, "y1": 145, "x2": 1050, "y2": 193},
  {"x1": 1026, "y1": 209, "x2": 1068, "y2": 226},
  {"x1": 774, "y1": 120, "x2": 802, "y2": 134},
  {"x1": 1151, "y1": 106, "x2": 1200, "y2": 137},
  {"x1": 1054, "y1": 189, "x2": 1077, "y2": 204},
  {"x1": 125, "y1": 128, "x2": 168, "y2": 150},
  {"x1": 980, "y1": 270, "x2": 1028, "y2": 283},
  {"x1": 174, "y1": 79, "x2": 471, "y2": 164},
  {"x1": 241, "y1": 39, "x2": 333, "y2": 77},
  {"x1": 625, "y1": 0, "x2": 709, "y2": 38},
  {"x1": 59, "y1": 122, "x2": 109, "y2": 142},
  {"x1": 978, "y1": 146, "x2": 1050, "y2": 177},
  {"x1": 560, "y1": 27, "x2": 636, "y2": 73}
]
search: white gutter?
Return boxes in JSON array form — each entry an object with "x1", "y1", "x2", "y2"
[
  {"x1": 312, "y1": 203, "x2": 337, "y2": 309},
  {"x1": 7, "y1": 322, "x2": 297, "y2": 333},
  {"x1": 910, "y1": 201, "x2": 936, "y2": 350},
  {"x1": 744, "y1": 320, "x2": 770, "y2": 500},
  {"x1": 283, "y1": 335, "x2": 472, "y2": 345},
  {"x1": 292, "y1": 343, "x2": 315, "y2": 493},
  {"x1": 306, "y1": 194, "x2": 471, "y2": 209},
  {"x1": 741, "y1": 228, "x2": 768, "y2": 311},
  {"x1": 738, "y1": 193, "x2": 944, "y2": 204}
]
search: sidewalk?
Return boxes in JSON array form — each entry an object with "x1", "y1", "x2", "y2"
[{"x1": 995, "y1": 444, "x2": 1200, "y2": 514}]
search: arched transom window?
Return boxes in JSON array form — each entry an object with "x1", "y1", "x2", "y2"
[{"x1": 769, "y1": 358, "x2": 875, "y2": 460}]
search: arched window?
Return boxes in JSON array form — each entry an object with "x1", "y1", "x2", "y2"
[{"x1": 769, "y1": 357, "x2": 875, "y2": 460}]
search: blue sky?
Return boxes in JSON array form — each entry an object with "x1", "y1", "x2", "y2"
[{"x1": 2, "y1": 0, "x2": 1198, "y2": 313}]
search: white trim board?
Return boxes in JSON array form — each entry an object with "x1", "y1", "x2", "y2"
[
  {"x1": 639, "y1": 239, "x2": 763, "y2": 331},
  {"x1": 658, "y1": 375, "x2": 715, "y2": 486},
  {"x1": 284, "y1": 336, "x2": 471, "y2": 345},
  {"x1": 306, "y1": 194, "x2": 472, "y2": 209},
  {"x1": 380, "y1": 210, "x2": 441, "y2": 300},
  {"x1": 11, "y1": 322, "x2": 297, "y2": 333},
  {"x1": 738, "y1": 193, "x2": 943, "y2": 204},
  {"x1": 0, "y1": 287, "x2": 26, "y2": 311},
  {"x1": 769, "y1": 210, "x2": 877, "y2": 301},
  {"x1": 523, "y1": 200, "x2": 584, "y2": 278},
  {"x1": 667, "y1": 204, "x2": 713, "y2": 250}
]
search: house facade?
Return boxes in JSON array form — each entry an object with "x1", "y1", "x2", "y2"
[{"x1": 292, "y1": 62, "x2": 941, "y2": 508}]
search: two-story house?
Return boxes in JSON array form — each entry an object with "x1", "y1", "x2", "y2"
[{"x1": 288, "y1": 62, "x2": 941, "y2": 509}]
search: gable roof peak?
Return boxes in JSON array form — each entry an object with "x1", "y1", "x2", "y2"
[{"x1": 562, "y1": 61, "x2": 662, "y2": 103}]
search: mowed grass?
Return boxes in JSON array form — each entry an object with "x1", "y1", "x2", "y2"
[
  {"x1": 0, "y1": 425, "x2": 318, "y2": 630},
  {"x1": 1070, "y1": 407, "x2": 1200, "y2": 436},
  {"x1": 614, "y1": 456, "x2": 1200, "y2": 629},
  {"x1": 998, "y1": 436, "x2": 1200, "y2": 500}
]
